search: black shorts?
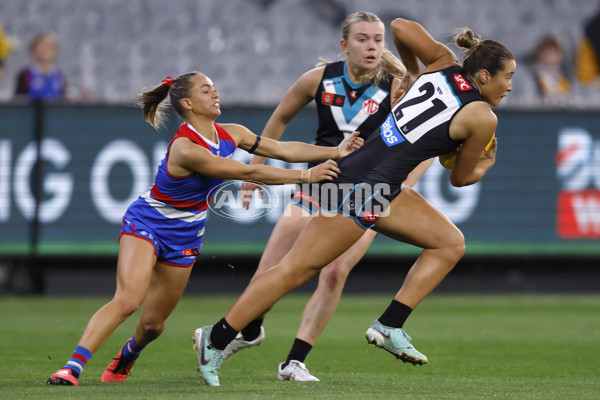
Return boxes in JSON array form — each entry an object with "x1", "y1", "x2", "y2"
[{"x1": 289, "y1": 182, "x2": 401, "y2": 229}]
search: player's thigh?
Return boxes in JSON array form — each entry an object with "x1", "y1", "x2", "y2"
[
  {"x1": 282, "y1": 212, "x2": 366, "y2": 275},
  {"x1": 115, "y1": 235, "x2": 158, "y2": 301},
  {"x1": 140, "y1": 262, "x2": 193, "y2": 323},
  {"x1": 373, "y1": 186, "x2": 463, "y2": 250},
  {"x1": 256, "y1": 202, "x2": 312, "y2": 273},
  {"x1": 321, "y1": 228, "x2": 377, "y2": 277}
]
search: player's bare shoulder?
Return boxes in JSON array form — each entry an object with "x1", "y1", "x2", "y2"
[
  {"x1": 451, "y1": 101, "x2": 497, "y2": 141},
  {"x1": 294, "y1": 66, "x2": 326, "y2": 96},
  {"x1": 302, "y1": 66, "x2": 326, "y2": 83},
  {"x1": 218, "y1": 123, "x2": 251, "y2": 137},
  {"x1": 469, "y1": 102, "x2": 497, "y2": 131},
  {"x1": 218, "y1": 123, "x2": 256, "y2": 148}
]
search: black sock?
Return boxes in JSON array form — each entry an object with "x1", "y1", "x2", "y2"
[
  {"x1": 377, "y1": 300, "x2": 412, "y2": 328},
  {"x1": 209, "y1": 318, "x2": 239, "y2": 350},
  {"x1": 241, "y1": 318, "x2": 264, "y2": 341},
  {"x1": 284, "y1": 338, "x2": 313, "y2": 366}
]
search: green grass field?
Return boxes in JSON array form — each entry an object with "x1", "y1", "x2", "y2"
[{"x1": 1, "y1": 294, "x2": 599, "y2": 399}]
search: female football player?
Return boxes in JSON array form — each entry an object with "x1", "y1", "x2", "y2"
[
  {"x1": 46, "y1": 71, "x2": 362, "y2": 386},
  {"x1": 195, "y1": 16, "x2": 514, "y2": 387}
]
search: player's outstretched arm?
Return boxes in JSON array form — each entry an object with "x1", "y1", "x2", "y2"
[
  {"x1": 170, "y1": 135, "x2": 342, "y2": 185},
  {"x1": 225, "y1": 123, "x2": 362, "y2": 163}
]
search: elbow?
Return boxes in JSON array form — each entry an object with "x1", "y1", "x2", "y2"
[
  {"x1": 277, "y1": 149, "x2": 302, "y2": 163},
  {"x1": 277, "y1": 153, "x2": 295, "y2": 163},
  {"x1": 450, "y1": 180, "x2": 466, "y2": 188},
  {"x1": 244, "y1": 165, "x2": 262, "y2": 182},
  {"x1": 390, "y1": 19, "x2": 405, "y2": 37},
  {"x1": 391, "y1": 18, "x2": 409, "y2": 31},
  {"x1": 266, "y1": 145, "x2": 294, "y2": 163},
  {"x1": 391, "y1": 18, "x2": 415, "y2": 36},
  {"x1": 450, "y1": 175, "x2": 469, "y2": 187},
  {"x1": 232, "y1": 164, "x2": 260, "y2": 182}
]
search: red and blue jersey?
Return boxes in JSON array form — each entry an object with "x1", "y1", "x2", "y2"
[
  {"x1": 121, "y1": 122, "x2": 236, "y2": 266},
  {"x1": 148, "y1": 122, "x2": 236, "y2": 211},
  {"x1": 15, "y1": 64, "x2": 67, "y2": 101}
]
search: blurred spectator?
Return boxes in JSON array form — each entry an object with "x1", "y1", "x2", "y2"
[
  {"x1": 0, "y1": 25, "x2": 16, "y2": 91},
  {"x1": 530, "y1": 35, "x2": 570, "y2": 104},
  {"x1": 14, "y1": 32, "x2": 67, "y2": 101},
  {"x1": 575, "y1": 10, "x2": 600, "y2": 87}
]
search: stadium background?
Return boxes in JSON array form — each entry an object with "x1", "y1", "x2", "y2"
[{"x1": 0, "y1": 0, "x2": 599, "y2": 295}]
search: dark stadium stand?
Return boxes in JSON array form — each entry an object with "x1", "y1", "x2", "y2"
[{"x1": 0, "y1": 0, "x2": 599, "y2": 107}]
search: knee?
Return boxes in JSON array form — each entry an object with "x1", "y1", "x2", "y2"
[
  {"x1": 139, "y1": 320, "x2": 166, "y2": 341},
  {"x1": 110, "y1": 295, "x2": 143, "y2": 319},
  {"x1": 283, "y1": 262, "x2": 321, "y2": 289},
  {"x1": 319, "y1": 261, "x2": 351, "y2": 291},
  {"x1": 445, "y1": 229, "x2": 466, "y2": 265},
  {"x1": 297, "y1": 265, "x2": 322, "y2": 286}
]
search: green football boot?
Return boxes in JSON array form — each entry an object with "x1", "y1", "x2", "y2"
[
  {"x1": 192, "y1": 325, "x2": 225, "y2": 386},
  {"x1": 365, "y1": 320, "x2": 428, "y2": 365}
]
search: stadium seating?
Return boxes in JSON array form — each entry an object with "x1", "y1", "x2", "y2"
[{"x1": 0, "y1": 0, "x2": 597, "y2": 106}]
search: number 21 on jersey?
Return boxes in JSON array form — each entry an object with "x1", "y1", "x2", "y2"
[{"x1": 379, "y1": 72, "x2": 460, "y2": 146}]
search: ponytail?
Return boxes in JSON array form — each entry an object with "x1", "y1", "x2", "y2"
[
  {"x1": 138, "y1": 71, "x2": 200, "y2": 130},
  {"x1": 138, "y1": 82, "x2": 171, "y2": 129},
  {"x1": 453, "y1": 27, "x2": 514, "y2": 77}
]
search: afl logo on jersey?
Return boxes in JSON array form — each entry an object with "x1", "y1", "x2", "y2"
[
  {"x1": 322, "y1": 92, "x2": 346, "y2": 107},
  {"x1": 362, "y1": 98, "x2": 380, "y2": 115},
  {"x1": 453, "y1": 74, "x2": 472, "y2": 91}
]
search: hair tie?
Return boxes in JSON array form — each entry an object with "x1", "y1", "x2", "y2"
[{"x1": 161, "y1": 77, "x2": 174, "y2": 87}]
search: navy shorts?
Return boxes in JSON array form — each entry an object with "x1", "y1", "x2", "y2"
[
  {"x1": 289, "y1": 182, "x2": 401, "y2": 229},
  {"x1": 120, "y1": 216, "x2": 201, "y2": 268},
  {"x1": 288, "y1": 185, "x2": 321, "y2": 216}
]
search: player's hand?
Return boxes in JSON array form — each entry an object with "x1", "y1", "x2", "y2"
[
  {"x1": 240, "y1": 180, "x2": 264, "y2": 210},
  {"x1": 305, "y1": 159, "x2": 340, "y2": 182},
  {"x1": 391, "y1": 89, "x2": 404, "y2": 107},
  {"x1": 338, "y1": 131, "x2": 364, "y2": 158},
  {"x1": 392, "y1": 73, "x2": 417, "y2": 106}
]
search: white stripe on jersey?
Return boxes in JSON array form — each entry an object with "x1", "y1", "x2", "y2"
[
  {"x1": 141, "y1": 192, "x2": 207, "y2": 223},
  {"x1": 323, "y1": 80, "x2": 388, "y2": 135}
]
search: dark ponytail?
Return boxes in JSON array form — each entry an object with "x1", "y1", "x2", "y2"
[{"x1": 453, "y1": 28, "x2": 514, "y2": 77}]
